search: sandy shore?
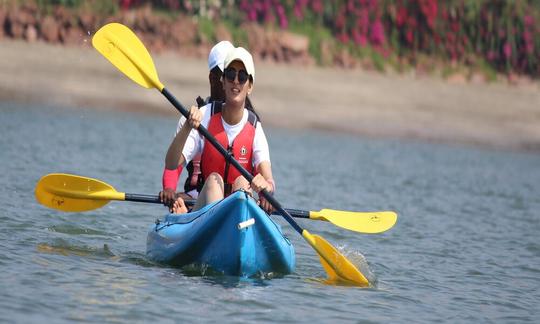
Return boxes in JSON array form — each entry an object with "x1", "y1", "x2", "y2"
[{"x1": 2, "y1": 40, "x2": 540, "y2": 152}]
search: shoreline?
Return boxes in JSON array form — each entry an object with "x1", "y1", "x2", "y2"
[{"x1": 2, "y1": 39, "x2": 540, "y2": 152}]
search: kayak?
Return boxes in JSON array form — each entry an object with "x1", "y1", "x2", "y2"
[{"x1": 146, "y1": 191, "x2": 295, "y2": 277}]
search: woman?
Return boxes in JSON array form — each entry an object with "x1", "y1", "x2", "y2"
[
  {"x1": 161, "y1": 41, "x2": 263, "y2": 210},
  {"x1": 167, "y1": 47, "x2": 275, "y2": 214},
  {"x1": 160, "y1": 40, "x2": 234, "y2": 207}
]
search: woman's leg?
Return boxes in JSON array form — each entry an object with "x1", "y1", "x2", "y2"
[{"x1": 192, "y1": 172, "x2": 224, "y2": 211}]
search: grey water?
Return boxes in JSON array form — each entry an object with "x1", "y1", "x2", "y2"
[{"x1": 0, "y1": 102, "x2": 539, "y2": 323}]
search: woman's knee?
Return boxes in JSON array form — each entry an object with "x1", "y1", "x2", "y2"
[
  {"x1": 205, "y1": 172, "x2": 224, "y2": 189},
  {"x1": 207, "y1": 172, "x2": 223, "y2": 184},
  {"x1": 193, "y1": 173, "x2": 224, "y2": 211}
]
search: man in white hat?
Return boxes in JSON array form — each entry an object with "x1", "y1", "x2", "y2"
[
  {"x1": 160, "y1": 40, "x2": 234, "y2": 209},
  {"x1": 205, "y1": 40, "x2": 235, "y2": 105}
]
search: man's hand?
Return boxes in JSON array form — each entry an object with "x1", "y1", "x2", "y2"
[{"x1": 160, "y1": 189, "x2": 176, "y2": 212}]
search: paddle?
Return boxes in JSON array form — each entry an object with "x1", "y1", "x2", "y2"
[
  {"x1": 35, "y1": 173, "x2": 397, "y2": 234},
  {"x1": 92, "y1": 22, "x2": 371, "y2": 286}
]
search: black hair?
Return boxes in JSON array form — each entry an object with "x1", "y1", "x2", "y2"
[
  {"x1": 245, "y1": 96, "x2": 261, "y2": 122},
  {"x1": 210, "y1": 66, "x2": 222, "y2": 75}
]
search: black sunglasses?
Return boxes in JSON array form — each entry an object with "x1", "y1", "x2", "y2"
[{"x1": 224, "y1": 68, "x2": 250, "y2": 84}]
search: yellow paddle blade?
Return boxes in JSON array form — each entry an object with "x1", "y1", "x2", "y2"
[
  {"x1": 302, "y1": 230, "x2": 369, "y2": 287},
  {"x1": 92, "y1": 23, "x2": 164, "y2": 91},
  {"x1": 310, "y1": 209, "x2": 397, "y2": 234},
  {"x1": 35, "y1": 173, "x2": 125, "y2": 212}
]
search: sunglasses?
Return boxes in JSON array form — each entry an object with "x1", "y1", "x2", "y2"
[{"x1": 224, "y1": 68, "x2": 250, "y2": 84}]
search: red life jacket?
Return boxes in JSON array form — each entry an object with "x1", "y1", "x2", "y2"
[{"x1": 200, "y1": 103, "x2": 258, "y2": 195}]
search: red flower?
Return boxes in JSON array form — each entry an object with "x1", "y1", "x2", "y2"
[
  {"x1": 120, "y1": 0, "x2": 132, "y2": 9},
  {"x1": 503, "y1": 42, "x2": 512, "y2": 59},
  {"x1": 337, "y1": 32, "x2": 350, "y2": 43},
  {"x1": 311, "y1": 0, "x2": 323, "y2": 14},
  {"x1": 276, "y1": 5, "x2": 288, "y2": 28},
  {"x1": 370, "y1": 19, "x2": 386, "y2": 45},
  {"x1": 397, "y1": 7, "x2": 407, "y2": 26},
  {"x1": 248, "y1": 9, "x2": 257, "y2": 21},
  {"x1": 352, "y1": 28, "x2": 368, "y2": 46},
  {"x1": 347, "y1": 0, "x2": 355, "y2": 12},
  {"x1": 406, "y1": 29, "x2": 414, "y2": 44},
  {"x1": 523, "y1": 30, "x2": 534, "y2": 54},
  {"x1": 420, "y1": 0, "x2": 438, "y2": 29},
  {"x1": 487, "y1": 50, "x2": 497, "y2": 61},
  {"x1": 524, "y1": 15, "x2": 535, "y2": 27},
  {"x1": 336, "y1": 11, "x2": 346, "y2": 30},
  {"x1": 293, "y1": 3, "x2": 305, "y2": 20}
]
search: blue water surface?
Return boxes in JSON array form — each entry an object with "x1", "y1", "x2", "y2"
[{"x1": 0, "y1": 102, "x2": 539, "y2": 323}]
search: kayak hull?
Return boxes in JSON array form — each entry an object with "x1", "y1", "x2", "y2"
[{"x1": 146, "y1": 191, "x2": 295, "y2": 277}]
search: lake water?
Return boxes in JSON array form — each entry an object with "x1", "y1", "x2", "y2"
[{"x1": 1, "y1": 102, "x2": 539, "y2": 323}]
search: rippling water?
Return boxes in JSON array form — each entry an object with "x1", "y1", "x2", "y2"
[{"x1": 1, "y1": 102, "x2": 539, "y2": 323}]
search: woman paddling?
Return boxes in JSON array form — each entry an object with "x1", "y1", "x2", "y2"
[
  {"x1": 160, "y1": 41, "x2": 263, "y2": 210},
  {"x1": 160, "y1": 40, "x2": 234, "y2": 207},
  {"x1": 166, "y1": 47, "x2": 275, "y2": 214}
]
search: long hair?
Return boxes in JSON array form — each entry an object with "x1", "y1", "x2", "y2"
[{"x1": 245, "y1": 96, "x2": 261, "y2": 122}]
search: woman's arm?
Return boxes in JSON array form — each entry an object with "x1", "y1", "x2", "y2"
[
  {"x1": 255, "y1": 161, "x2": 274, "y2": 190},
  {"x1": 251, "y1": 161, "x2": 275, "y2": 213},
  {"x1": 251, "y1": 123, "x2": 275, "y2": 213},
  {"x1": 165, "y1": 123, "x2": 191, "y2": 170},
  {"x1": 165, "y1": 105, "x2": 203, "y2": 170}
]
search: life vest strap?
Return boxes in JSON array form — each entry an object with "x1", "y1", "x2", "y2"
[{"x1": 223, "y1": 144, "x2": 234, "y2": 196}]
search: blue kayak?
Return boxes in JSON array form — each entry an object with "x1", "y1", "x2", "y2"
[{"x1": 146, "y1": 191, "x2": 295, "y2": 277}]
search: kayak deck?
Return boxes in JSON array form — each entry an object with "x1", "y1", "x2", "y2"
[{"x1": 146, "y1": 191, "x2": 295, "y2": 277}]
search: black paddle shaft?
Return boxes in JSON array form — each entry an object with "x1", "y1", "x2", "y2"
[
  {"x1": 125, "y1": 193, "x2": 161, "y2": 204},
  {"x1": 161, "y1": 88, "x2": 304, "y2": 234},
  {"x1": 124, "y1": 192, "x2": 311, "y2": 220}
]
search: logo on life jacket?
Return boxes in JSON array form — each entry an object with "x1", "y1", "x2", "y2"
[{"x1": 240, "y1": 145, "x2": 247, "y2": 156}]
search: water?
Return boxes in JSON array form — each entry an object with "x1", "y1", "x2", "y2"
[{"x1": 1, "y1": 102, "x2": 539, "y2": 323}]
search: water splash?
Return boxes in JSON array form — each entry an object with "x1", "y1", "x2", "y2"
[
  {"x1": 313, "y1": 244, "x2": 378, "y2": 288},
  {"x1": 337, "y1": 244, "x2": 378, "y2": 286}
]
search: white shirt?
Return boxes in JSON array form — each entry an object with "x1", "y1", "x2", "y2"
[{"x1": 175, "y1": 104, "x2": 271, "y2": 169}]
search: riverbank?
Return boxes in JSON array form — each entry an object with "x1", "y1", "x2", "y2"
[{"x1": 2, "y1": 39, "x2": 540, "y2": 152}]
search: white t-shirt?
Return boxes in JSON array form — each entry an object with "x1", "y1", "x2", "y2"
[{"x1": 175, "y1": 104, "x2": 271, "y2": 169}]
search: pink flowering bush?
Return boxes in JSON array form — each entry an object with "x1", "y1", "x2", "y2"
[{"x1": 118, "y1": 0, "x2": 539, "y2": 77}]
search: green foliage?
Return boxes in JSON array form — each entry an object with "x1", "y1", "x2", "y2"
[
  {"x1": 35, "y1": 0, "x2": 118, "y2": 15},
  {"x1": 49, "y1": 0, "x2": 83, "y2": 7},
  {"x1": 288, "y1": 21, "x2": 333, "y2": 65},
  {"x1": 370, "y1": 50, "x2": 386, "y2": 72},
  {"x1": 197, "y1": 16, "x2": 216, "y2": 43},
  {"x1": 89, "y1": 0, "x2": 118, "y2": 16},
  {"x1": 222, "y1": 20, "x2": 249, "y2": 47},
  {"x1": 475, "y1": 59, "x2": 498, "y2": 82}
]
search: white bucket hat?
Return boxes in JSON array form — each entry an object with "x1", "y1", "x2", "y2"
[
  {"x1": 208, "y1": 40, "x2": 234, "y2": 72},
  {"x1": 223, "y1": 47, "x2": 255, "y2": 82}
]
